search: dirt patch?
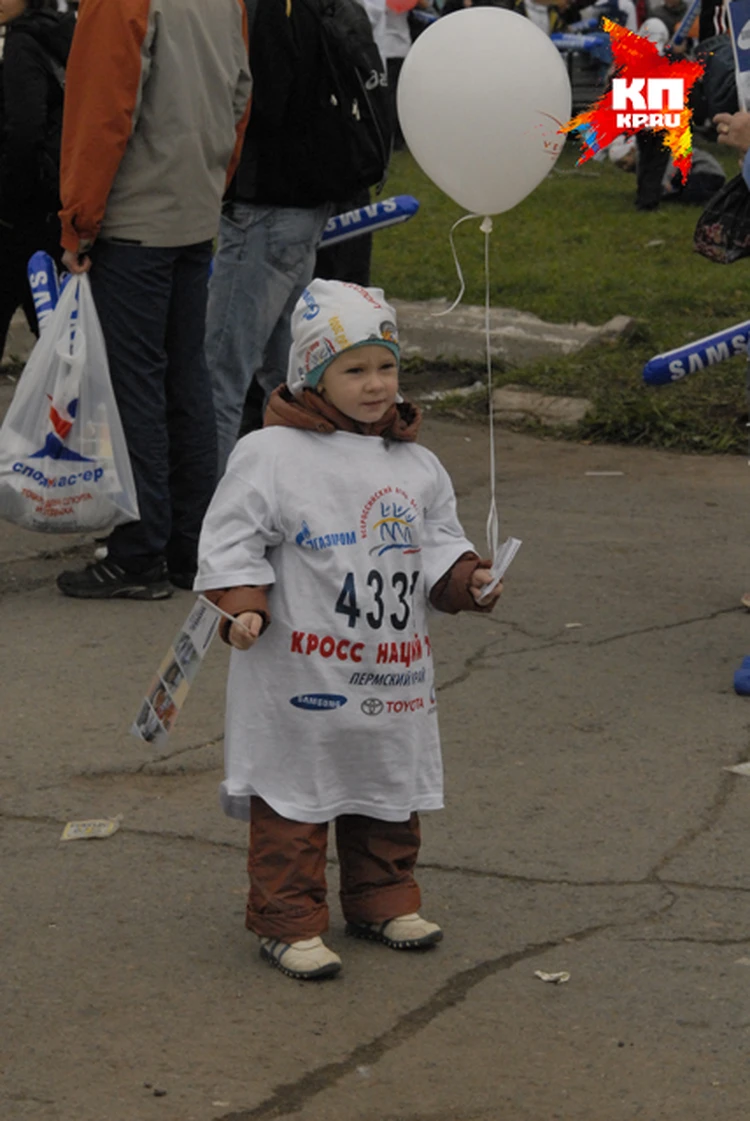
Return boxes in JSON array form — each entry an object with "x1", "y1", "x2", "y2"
[{"x1": 399, "y1": 361, "x2": 488, "y2": 400}]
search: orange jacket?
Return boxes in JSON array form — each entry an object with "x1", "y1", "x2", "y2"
[{"x1": 59, "y1": 0, "x2": 251, "y2": 252}]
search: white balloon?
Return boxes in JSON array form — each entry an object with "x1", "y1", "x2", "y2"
[{"x1": 396, "y1": 9, "x2": 572, "y2": 216}]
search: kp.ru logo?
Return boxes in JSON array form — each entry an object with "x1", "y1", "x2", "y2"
[
  {"x1": 612, "y1": 78, "x2": 685, "y2": 131},
  {"x1": 562, "y1": 19, "x2": 705, "y2": 181}
]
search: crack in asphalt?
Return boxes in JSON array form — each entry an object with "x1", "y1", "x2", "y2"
[
  {"x1": 2, "y1": 753, "x2": 744, "y2": 1121},
  {"x1": 3, "y1": 583, "x2": 746, "y2": 1117},
  {"x1": 215, "y1": 899, "x2": 677, "y2": 1121},
  {"x1": 8, "y1": 807, "x2": 750, "y2": 909},
  {"x1": 660, "y1": 880, "x2": 750, "y2": 894},
  {"x1": 66, "y1": 736, "x2": 225, "y2": 780},
  {"x1": 626, "y1": 936, "x2": 750, "y2": 946},
  {"x1": 587, "y1": 606, "x2": 742, "y2": 648},
  {"x1": 214, "y1": 924, "x2": 608, "y2": 1121},
  {"x1": 650, "y1": 758, "x2": 743, "y2": 878},
  {"x1": 4, "y1": 809, "x2": 749, "y2": 899},
  {"x1": 436, "y1": 605, "x2": 743, "y2": 695}
]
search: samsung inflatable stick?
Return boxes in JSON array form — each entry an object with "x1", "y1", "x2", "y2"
[
  {"x1": 642, "y1": 321, "x2": 750, "y2": 385},
  {"x1": 29, "y1": 197, "x2": 421, "y2": 300},
  {"x1": 670, "y1": 0, "x2": 701, "y2": 47},
  {"x1": 318, "y1": 195, "x2": 419, "y2": 248},
  {"x1": 550, "y1": 32, "x2": 613, "y2": 65},
  {"x1": 26, "y1": 251, "x2": 60, "y2": 333}
]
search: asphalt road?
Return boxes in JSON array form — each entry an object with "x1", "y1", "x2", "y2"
[{"x1": 2, "y1": 415, "x2": 750, "y2": 1121}]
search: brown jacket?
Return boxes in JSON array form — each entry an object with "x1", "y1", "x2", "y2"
[{"x1": 204, "y1": 386, "x2": 494, "y2": 642}]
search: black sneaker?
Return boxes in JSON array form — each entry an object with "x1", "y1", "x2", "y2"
[
  {"x1": 56, "y1": 558, "x2": 173, "y2": 600},
  {"x1": 168, "y1": 570, "x2": 197, "y2": 590}
]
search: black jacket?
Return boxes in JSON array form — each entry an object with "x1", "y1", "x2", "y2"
[
  {"x1": 231, "y1": 0, "x2": 391, "y2": 207},
  {"x1": 0, "y1": 8, "x2": 75, "y2": 224},
  {"x1": 231, "y1": 0, "x2": 322, "y2": 205}
]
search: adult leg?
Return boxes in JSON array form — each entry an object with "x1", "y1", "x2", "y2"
[
  {"x1": 163, "y1": 241, "x2": 216, "y2": 581},
  {"x1": 246, "y1": 796, "x2": 330, "y2": 941},
  {"x1": 0, "y1": 227, "x2": 39, "y2": 362},
  {"x1": 336, "y1": 812, "x2": 422, "y2": 924},
  {"x1": 206, "y1": 202, "x2": 330, "y2": 474},
  {"x1": 387, "y1": 57, "x2": 405, "y2": 151},
  {"x1": 88, "y1": 241, "x2": 176, "y2": 572},
  {"x1": 253, "y1": 245, "x2": 322, "y2": 405},
  {"x1": 635, "y1": 131, "x2": 670, "y2": 211},
  {"x1": 313, "y1": 190, "x2": 372, "y2": 288},
  {"x1": 237, "y1": 376, "x2": 266, "y2": 439}
]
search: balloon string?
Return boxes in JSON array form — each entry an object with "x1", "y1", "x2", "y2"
[
  {"x1": 433, "y1": 212, "x2": 479, "y2": 318},
  {"x1": 481, "y1": 215, "x2": 498, "y2": 558}
]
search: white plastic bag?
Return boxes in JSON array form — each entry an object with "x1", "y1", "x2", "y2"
[{"x1": 0, "y1": 274, "x2": 138, "y2": 532}]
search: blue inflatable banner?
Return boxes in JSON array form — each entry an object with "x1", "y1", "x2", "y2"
[
  {"x1": 27, "y1": 251, "x2": 60, "y2": 333},
  {"x1": 28, "y1": 197, "x2": 420, "y2": 318},
  {"x1": 642, "y1": 321, "x2": 750, "y2": 385},
  {"x1": 319, "y1": 195, "x2": 420, "y2": 248},
  {"x1": 670, "y1": 0, "x2": 701, "y2": 47},
  {"x1": 550, "y1": 32, "x2": 613, "y2": 66}
]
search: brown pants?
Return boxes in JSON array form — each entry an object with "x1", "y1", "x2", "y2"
[{"x1": 246, "y1": 796, "x2": 422, "y2": 941}]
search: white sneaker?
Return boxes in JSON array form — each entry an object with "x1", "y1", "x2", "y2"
[
  {"x1": 259, "y1": 935, "x2": 342, "y2": 979},
  {"x1": 742, "y1": 592, "x2": 750, "y2": 610},
  {"x1": 346, "y1": 912, "x2": 443, "y2": 950}
]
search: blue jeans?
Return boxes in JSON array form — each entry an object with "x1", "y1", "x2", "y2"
[
  {"x1": 205, "y1": 201, "x2": 331, "y2": 474},
  {"x1": 89, "y1": 240, "x2": 217, "y2": 573}
]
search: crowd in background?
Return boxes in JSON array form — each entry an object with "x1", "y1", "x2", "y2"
[{"x1": 0, "y1": 0, "x2": 741, "y2": 596}]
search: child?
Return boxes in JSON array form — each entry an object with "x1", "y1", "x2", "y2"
[{"x1": 195, "y1": 280, "x2": 502, "y2": 980}]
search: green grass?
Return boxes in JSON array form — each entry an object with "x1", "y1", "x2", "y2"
[{"x1": 370, "y1": 140, "x2": 750, "y2": 453}]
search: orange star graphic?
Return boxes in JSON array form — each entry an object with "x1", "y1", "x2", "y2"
[{"x1": 561, "y1": 19, "x2": 705, "y2": 180}]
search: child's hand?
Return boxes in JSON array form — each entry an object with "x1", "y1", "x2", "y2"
[
  {"x1": 469, "y1": 568, "x2": 503, "y2": 607},
  {"x1": 229, "y1": 611, "x2": 264, "y2": 650}
]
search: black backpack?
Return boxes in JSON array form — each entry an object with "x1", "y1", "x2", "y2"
[{"x1": 242, "y1": 0, "x2": 394, "y2": 206}]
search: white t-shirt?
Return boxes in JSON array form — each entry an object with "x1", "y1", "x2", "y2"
[
  {"x1": 195, "y1": 426, "x2": 475, "y2": 824},
  {"x1": 384, "y1": 8, "x2": 412, "y2": 59},
  {"x1": 524, "y1": 0, "x2": 550, "y2": 34},
  {"x1": 358, "y1": 0, "x2": 388, "y2": 65}
]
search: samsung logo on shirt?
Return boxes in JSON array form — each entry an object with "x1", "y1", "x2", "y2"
[{"x1": 289, "y1": 693, "x2": 348, "y2": 711}]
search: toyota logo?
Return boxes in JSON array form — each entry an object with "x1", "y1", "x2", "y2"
[{"x1": 361, "y1": 698, "x2": 384, "y2": 716}]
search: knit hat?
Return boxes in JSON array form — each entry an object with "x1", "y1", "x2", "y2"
[
  {"x1": 287, "y1": 279, "x2": 400, "y2": 397},
  {"x1": 639, "y1": 18, "x2": 669, "y2": 54}
]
